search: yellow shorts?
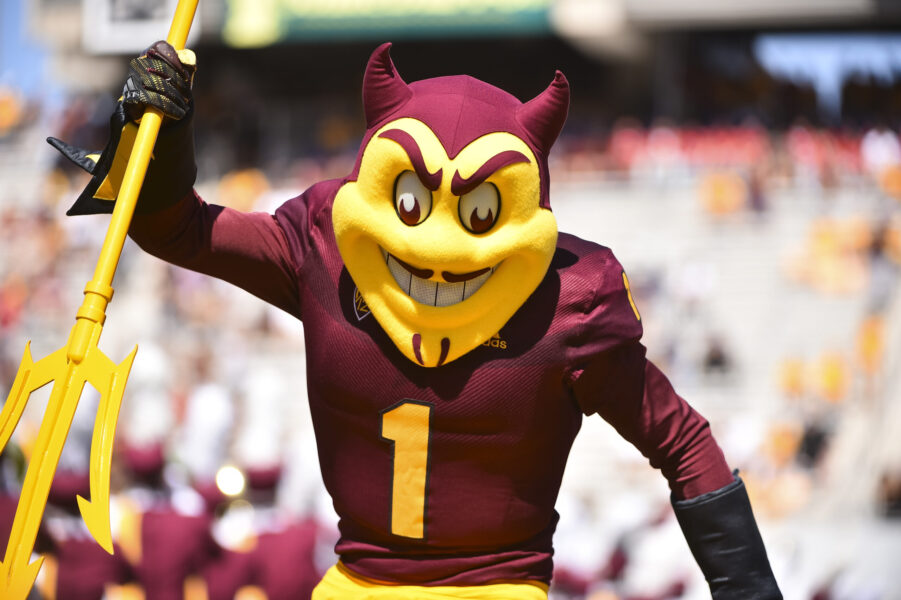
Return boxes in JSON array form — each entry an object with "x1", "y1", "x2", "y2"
[{"x1": 312, "y1": 563, "x2": 549, "y2": 600}]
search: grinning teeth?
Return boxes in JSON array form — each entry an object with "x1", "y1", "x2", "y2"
[
  {"x1": 387, "y1": 253, "x2": 412, "y2": 294},
  {"x1": 385, "y1": 253, "x2": 494, "y2": 307},
  {"x1": 463, "y1": 269, "x2": 491, "y2": 300},
  {"x1": 410, "y1": 275, "x2": 438, "y2": 305},
  {"x1": 436, "y1": 281, "x2": 466, "y2": 307}
]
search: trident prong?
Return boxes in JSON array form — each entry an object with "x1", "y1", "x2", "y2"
[
  {"x1": 0, "y1": 2, "x2": 199, "y2": 597},
  {"x1": 78, "y1": 343, "x2": 138, "y2": 553}
]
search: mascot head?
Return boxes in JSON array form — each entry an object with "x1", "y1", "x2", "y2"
[{"x1": 333, "y1": 43, "x2": 568, "y2": 367}]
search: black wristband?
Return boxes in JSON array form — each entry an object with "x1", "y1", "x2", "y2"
[{"x1": 672, "y1": 473, "x2": 782, "y2": 599}]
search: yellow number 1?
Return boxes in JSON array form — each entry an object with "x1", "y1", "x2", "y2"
[{"x1": 380, "y1": 400, "x2": 433, "y2": 539}]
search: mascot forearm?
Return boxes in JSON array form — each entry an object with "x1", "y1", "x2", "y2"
[
  {"x1": 52, "y1": 42, "x2": 781, "y2": 599},
  {"x1": 674, "y1": 474, "x2": 782, "y2": 598}
]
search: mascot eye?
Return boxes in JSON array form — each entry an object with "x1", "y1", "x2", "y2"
[
  {"x1": 394, "y1": 171, "x2": 432, "y2": 226},
  {"x1": 459, "y1": 183, "x2": 500, "y2": 234}
]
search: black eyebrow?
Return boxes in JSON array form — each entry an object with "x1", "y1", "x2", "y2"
[
  {"x1": 450, "y1": 150, "x2": 531, "y2": 196},
  {"x1": 378, "y1": 129, "x2": 443, "y2": 191}
]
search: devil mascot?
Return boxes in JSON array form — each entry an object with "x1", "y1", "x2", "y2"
[{"x1": 51, "y1": 42, "x2": 782, "y2": 599}]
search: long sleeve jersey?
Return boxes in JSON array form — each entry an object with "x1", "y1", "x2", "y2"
[{"x1": 128, "y1": 179, "x2": 733, "y2": 586}]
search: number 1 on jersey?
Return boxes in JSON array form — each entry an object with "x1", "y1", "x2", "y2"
[{"x1": 380, "y1": 400, "x2": 433, "y2": 539}]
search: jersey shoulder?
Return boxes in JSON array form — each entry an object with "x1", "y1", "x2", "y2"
[
  {"x1": 554, "y1": 231, "x2": 643, "y2": 363},
  {"x1": 275, "y1": 178, "x2": 345, "y2": 228},
  {"x1": 273, "y1": 178, "x2": 346, "y2": 263},
  {"x1": 555, "y1": 232, "x2": 634, "y2": 307}
]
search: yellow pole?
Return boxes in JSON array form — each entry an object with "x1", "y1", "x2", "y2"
[{"x1": 68, "y1": 0, "x2": 199, "y2": 365}]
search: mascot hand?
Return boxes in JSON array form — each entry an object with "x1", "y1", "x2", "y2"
[
  {"x1": 123, "y1": 40, "x2": 197, "y2": 122},
  {"x1": 47, "y1": 42, "x2": 198, "y2": 216}
]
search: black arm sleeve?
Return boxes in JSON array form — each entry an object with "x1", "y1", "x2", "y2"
[{"x1": 672, "y1": 472, "x2": 782, "y2": 599}]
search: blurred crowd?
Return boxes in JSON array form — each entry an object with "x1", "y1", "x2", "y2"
[{"x1": 2, "y1": 67, "x2": 901, "y2": 599}]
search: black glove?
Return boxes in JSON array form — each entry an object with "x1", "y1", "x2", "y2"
[
  {"x1": 48, "y1": 41, "x2": 197, "y2": 216},
  {"x1": 673, "y1": 473, "x2": 782, "y2": 599},
  {"x1": 122, "y1": 40, "x2": 196, "y2": 121}
]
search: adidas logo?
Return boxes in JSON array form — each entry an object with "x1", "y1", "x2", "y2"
[{"x1": 482, "y1": 332, "x2": 507, "y2": 350}]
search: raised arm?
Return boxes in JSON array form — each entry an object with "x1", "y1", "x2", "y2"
[
  {"x1": 49, "y1": 41, "x2": 305, "y2": 317},
  {"x1": 128, "y1": 191, "x2": 303, "y2": 318}
]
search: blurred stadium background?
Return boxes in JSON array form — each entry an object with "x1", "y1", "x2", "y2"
[{"x1": 2, "y1": 0, "x2": 901, "y2": 598}]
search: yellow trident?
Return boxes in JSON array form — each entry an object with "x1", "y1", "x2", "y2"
[{"x1": 0, "y1": 1, "x2": 199, "y2": 597}]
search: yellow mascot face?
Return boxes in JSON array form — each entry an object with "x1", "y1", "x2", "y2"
[
  {"x1": 333, "y1": 118, "x2": 557, "y2": 367},
  {"x1": 332, "y1": 44, "x2": 569, "y2": 367}
]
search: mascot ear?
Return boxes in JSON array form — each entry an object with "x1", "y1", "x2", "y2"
[
  {"x1": 363, "y1": 42, "x2": 412, "y2": 129},
  {"x1": 516, "y1": 71, "x2": 570, "y2": 155}
]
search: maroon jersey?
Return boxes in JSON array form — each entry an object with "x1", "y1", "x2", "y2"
[
  {"x1": 50, "y1": 536, "x2": 132, "y2": 600},
  {"x1": 249, "y1": 519, "x2": 320, "y2": 600},
  {"x1": 129, "y1": 180, "x2": 733, "y2": 586},
  {"x1": 135, "y1": 509, "x2": 219, "y2": 599},
  {"x1": 202, "y1": 548, "x2": 254, "y2": 600}
]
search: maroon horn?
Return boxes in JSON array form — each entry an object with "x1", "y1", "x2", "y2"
[
  {"x1": 363, "y1": 43, "x2": 412, "y2": 129},
  {"x1": 516, "y1": 71, "x2": 570, "y2": 155}
]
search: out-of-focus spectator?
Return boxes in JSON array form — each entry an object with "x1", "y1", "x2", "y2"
[
  {"x1": 698, "y1": 171, "x2": 747, "y2": 216},
  {"x1": 814, "y1": 351, "x2": 849, "y2": 405},
  {"x1": 606, "y1": 117, "x2": 645, "y2": 176},
  {"x1": 748, "y1": 159, "x2": 769, "y2": 214},
  {"x1": 175, "y1": 348, "x2": 235, "y2": 498},
  {"x1": 864, "y1": 221, "x2": 899, "y2": 314},
  {"x1": 44, "y1": 486, "x2": 134, "y2": 600},
  {"x1": 244, "y1": 474, "x2": 321, "y2": 600},
  {"x1": 778, "y1": 357, "x2": 806, "y2": 400},
  {"x1": 860, "y1": 123, "x2": 901, "y2": 184},
  {"x1": 701, "y1": 334, "x2": 734, "y2": 379},
  {"x1": 0, "y1": 87, "x2": 25, "y2": 138},
  {"x1": 786, "y1": 217, "x2": 870, "y2": 295},
  {"x1": 878, "y1": 470, "x2": 901, "y2": 518},
  {"x1": 218, "y1": 168, "x2": 270, "y2": 212},
  {"x1": 763, "y1": 422, "x2": 803, "y2": 471},
  {"x1": 857, "y1": 314, "x2": 884, "y2": 375}
]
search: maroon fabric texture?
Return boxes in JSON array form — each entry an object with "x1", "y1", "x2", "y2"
[
  {"x1": 52, "y1": 538, "x2": 132, "y2": 600},
  {"x1": 128, "y1": 182, "x2": 733, "y2": 585},
  {"x1": 130, "y1": 189, "x2": 302, "y2": 318},
  {"x1": 355, "y1": 43, "x2": 568, "y2": 209},
  {"x1": 135, "y1": 509, "x2": 219, "y2": 600}
]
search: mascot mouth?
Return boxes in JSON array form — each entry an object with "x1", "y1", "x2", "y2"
[{"x1": 381, "y1": 250, "x2": 495, "y2": 307}]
